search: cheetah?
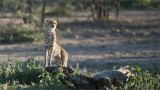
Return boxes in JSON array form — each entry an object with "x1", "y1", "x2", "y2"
[{"x1": 44, "y1": 19, "x2": 68, "y2": 67}]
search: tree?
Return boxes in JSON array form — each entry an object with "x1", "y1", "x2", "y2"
[
  {"x1": 90, "y1": 0, "x2": 114, "y2": 22},
  {"x1": 26, "y1": 0, "x2": 32, "y2": 23},
  {"x1": 115, "y1": 0, "x2": 120, "y2": 19},
  {"x1": 15, "y1": 0, "x2": 32, "y2": 24},
  {"x1": 90, "y1": 0, "x2": 120, "y2": 21},
  {"x1": 90, "y1": 0, "x2": 96, "y2": 21},
  {"x1": 0, "y1": 0, "x2": 4, "y2": 10},
  {"x1": 41, "y1": 0, "x2": 46, "y2": 26}
]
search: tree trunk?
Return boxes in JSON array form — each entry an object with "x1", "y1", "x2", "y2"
[
  {"x1": 41, "y1": 0, "x2": 46, "y2": 26},
  {"x1": 116, "y1": 0, "x2": 120, "y2": 19},
  {"x1": 103, "y1": 0, "x2": 106, "y2": 18},
  {"x1": 97, "y1": 0, "x2": 102, "y2": 19},
  {"x1": 27, "y1": 0, "x2": 32, "y2": 23},
  {"x1": 101, "y1": 0, "x2": 106, "y2": 20},
  {"x1": 0, "y1": 0, "x2": 3, "y2": 10},
  {"x1": 90, "y1": 0, "x2": 114, "y2": 22},
  {"x1": 106, "y1": 10, "x2": 109, "y2": 21},
  {"x1": 90, "y1": 0, "x2": 96, "y2": 21},
  {"x1": 106, "y1": 0, "x2": 112, "y2": 21}
]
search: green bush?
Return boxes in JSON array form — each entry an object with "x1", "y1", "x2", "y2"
[
  {"x1": 0, "y1": 57, "x2": 43, "y2": 85},
  {"x1": 0, "y1": 57, "x2": 73, "y2": 89},
  {"x1": 39, "y1": 67, "x2": 74, "y2": 89},
  {"x1": 122, "y1": 65, "x2": 160, "y2": 90},
  {"x1": 45, "y1": 6, "x2": 72, "y2": 17},
  {"x1": 0, "y1": 25, "x2": 45, "y2": 43},
  {"x1": 0, "y1": 58, "x2": 159, "y2": 89}
]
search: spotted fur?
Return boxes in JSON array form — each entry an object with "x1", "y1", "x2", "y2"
[{"x1": 44, "y1": 19, "x2": 68, "y2": 67}]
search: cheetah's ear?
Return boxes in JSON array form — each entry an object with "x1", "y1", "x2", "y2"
[{"x1": 53, "y1": 19, "x2": 57, "y2": 25}]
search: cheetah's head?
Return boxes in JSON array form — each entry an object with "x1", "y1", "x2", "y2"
[{"x1": 46, "y1": 19, "x2": 57, "y2": 30}]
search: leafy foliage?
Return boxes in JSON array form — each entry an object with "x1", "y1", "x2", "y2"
[
  {"x1": 0, "y1": 57, "x2": 73, "y2": 89},
  {"x1": 0, "y1": 57, "x2": 43, "y2": 85},
  {"x1": 0, "y1": 25, "x2": 44, "y2": 43},
  {"x1": 45, "y1": 4, "x2": 72, "y2": 17},
  {"x1": 0, "y1": 58, "x2": 159, "y2": 89},
  {"x1": 122, "y1": 65, "x2": 160, "y2": 90},
  {"x1": 39, "y1": 67, "x2": 74, "y2": 89}
]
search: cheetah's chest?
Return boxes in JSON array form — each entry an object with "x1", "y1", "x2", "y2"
[{"x1": 44, "y1": 31, "x2": 56, "y2": 46}]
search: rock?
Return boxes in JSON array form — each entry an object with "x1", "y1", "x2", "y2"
[
  {"x1": 94, "y1": 66, "x2": 132, "y2": 86},
  {"x1": 45, "y1": 66, "x2": 132, "y2": 89},
  {"x1": 65, "y1": 74, "x2": 110, "y2": 90},
  {"x1": 45, "y1": 66, "x2": 74, "y2": 75}
]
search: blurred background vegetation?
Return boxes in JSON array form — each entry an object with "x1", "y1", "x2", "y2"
[{"x1": 0, "y1": 0, "x2": 159, "y2": 43}]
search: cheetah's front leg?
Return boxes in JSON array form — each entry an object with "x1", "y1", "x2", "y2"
[
  {"x1": 45, "y1": 46, "x2": 49, "y2": 67},
  {"x1": 48, "y1": 47, "x2": 54, "y2": 66}
]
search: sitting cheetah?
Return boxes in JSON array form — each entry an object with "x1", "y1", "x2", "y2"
[{"x1": 44, "y1": 19, "x2": 68, "y2": 67}]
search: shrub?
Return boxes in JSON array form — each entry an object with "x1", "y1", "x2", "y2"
[
  {"x1": 39, "y1": 67, "x2": 74, "y2": 89},
  {"x1": 0, "y1": 58, "x2": 159, "y2": 89},
  {"x1": 0, "y1": 57, "x2": 73, "y2": 89},
  {"x1": 0, "y1": 57, "x2": 44, "y2": 85},
  {"x1": 121, "y1": 65, "x2": 160, "y2": 90},
  {"x1": 0, "y1": 25, "x2": 45, "y2": 43},
  {"x1": 46, "y1": 6, "x2": 71, "y2": 17}
]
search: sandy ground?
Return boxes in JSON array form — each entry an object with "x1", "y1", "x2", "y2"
[{"x1": 0, "y1": 10, "x2": 160, "y2": 72}]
